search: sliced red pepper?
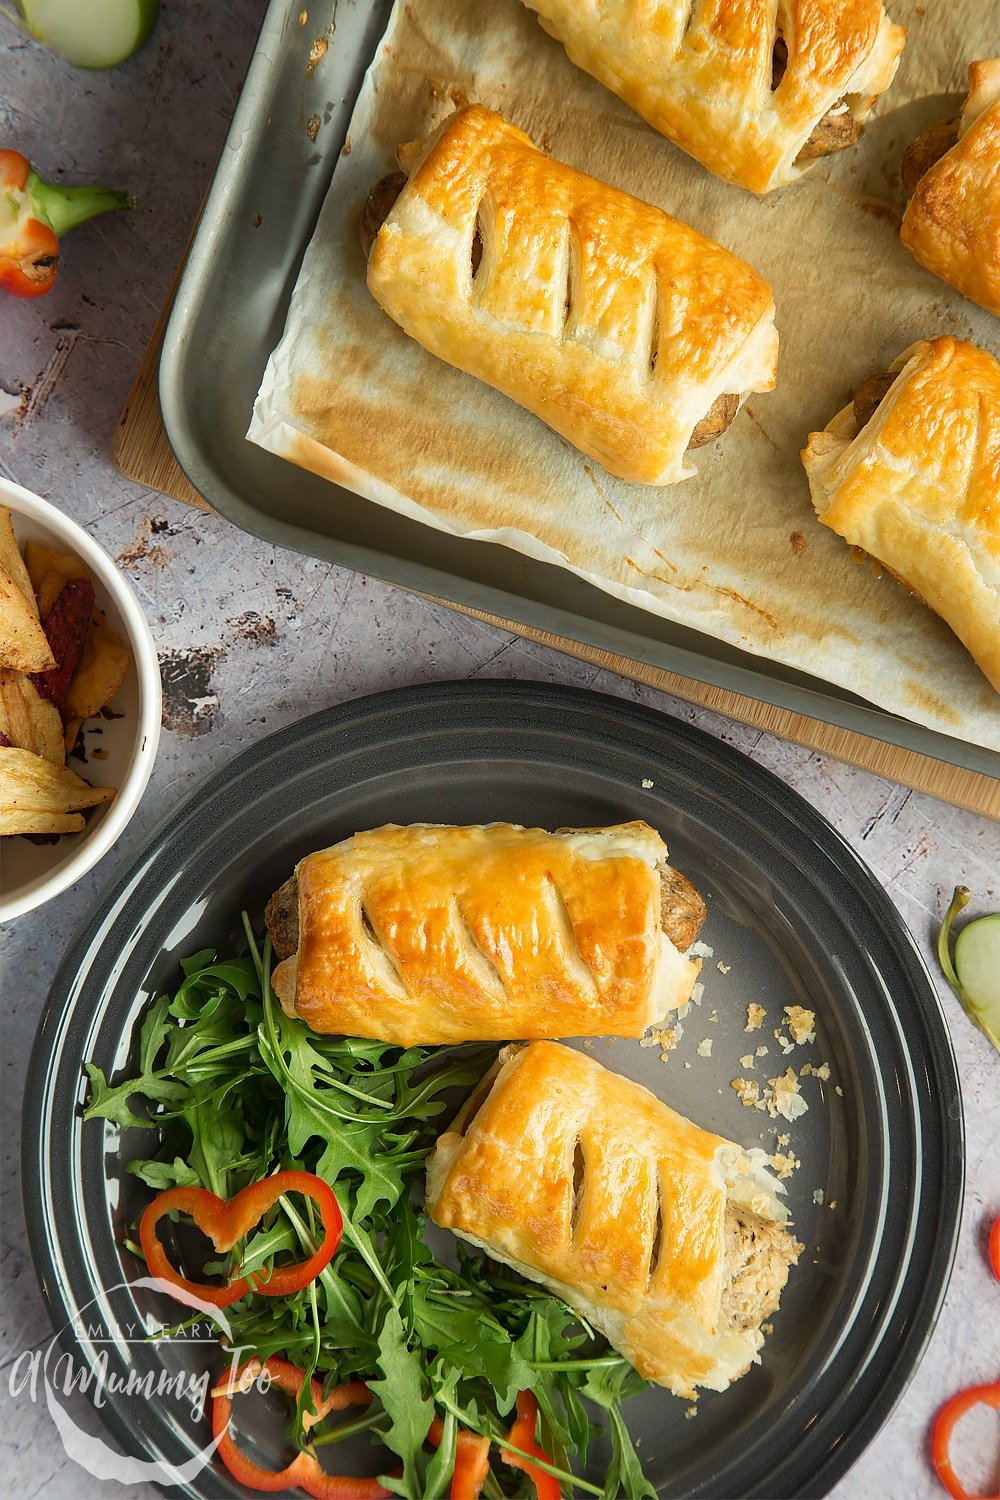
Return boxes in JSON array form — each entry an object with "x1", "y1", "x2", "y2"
[
  {"x1": 139, "y1": 1169, "x2": 342, "y2": 1308},
  {"x1": 1, "y1": 148, "x2": 135, "y2": 298},
  {"x1": 500, "y1": 1391, "x2": 561, "y2": 1500},
  {"x1": 930, "y1": 1380, "x2": 1000, "y2": 1500},
  {"x1": 989, "y1": 1216, "x2": 1000, "y2": 1284},
  {"x1": 211, "y1": 1356, "x2": 394, "y2": 1498},
  {"x1": 427, "y1": 1414, "x2": 492, "y2": 1499}
]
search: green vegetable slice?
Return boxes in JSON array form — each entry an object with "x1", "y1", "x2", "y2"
[
  {"x1": 15, "y1": 0, "x2": 158, "y2": 68},
  {"x1": 937, "y1": 887, "x2": 1000, "y2": 1053}
]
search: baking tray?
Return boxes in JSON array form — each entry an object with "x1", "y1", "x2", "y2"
[{"x1": 158, "y1": 0, "x2": 1000, "y2": 782}]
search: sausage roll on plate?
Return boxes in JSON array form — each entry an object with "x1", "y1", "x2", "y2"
[
  {"x1": 363, "y1": 104, "x2": 778, "y2": 485},
  {"x1": 801, "y1": 337, "x2": 1000, "y2": 693},
  {"x1": 517, "y1": 0, "x2": 905, "y2": 193},
  {"x1": 900, "y1": 60, "x2": 1000, "y2": 319},
  {"x1": 426, "y1": 1042, "x2": 801, "y2": 1397},
  {"x1": 266, "y1": 821, "x2": 706, "y2": 1047}
]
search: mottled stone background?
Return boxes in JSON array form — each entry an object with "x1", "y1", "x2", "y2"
[{"x1": 1, "y1": 3, "x2": 997, "y2": 1496}]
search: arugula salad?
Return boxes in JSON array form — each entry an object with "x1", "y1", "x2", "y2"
[{"x1": 84, "y1": 920, "x2": 657, "y2": 1498}]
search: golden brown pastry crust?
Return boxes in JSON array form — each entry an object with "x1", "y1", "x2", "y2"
[
  {"x1": 518, "y1": 0, "x2": 905, "y2": 193},
  {"x1": 366, "y1": 104, "x2": 778, "y2": 486},
  {"x1": 801, "y1": 337, "x2": 1000, "y2": 693},
  {"x1": 270, "y1": 822, "x2": 703, "y2": 1046},
  {"x1": 425, "y1": 1042, "x2": 794, "y2": 1395},
  {"x1": 900, "y1": 60, "x2": 1000, "y2": 319}
]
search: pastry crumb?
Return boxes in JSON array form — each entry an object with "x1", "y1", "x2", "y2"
[
  {"x1": 761, "y1": 1322, "x2": 774, "y2": 1336},
  {"x1": 773, "y1": 1028, "x2": 795, "y2": 1055},
  {"x1": 716, "y1": 960, "x2": 731, "y2": 974},
  {"x1": 731, "y1": 1077, "x2": 763, "y2": 1110},
  {"x1": 684, "y1": 1060, "x2": 692, "y2": 1069},
  {"x1": 755, "y1": 1045, "x2": 769, "y2": 1058},
  {"x1": 783, "y1": 1005, "x2": 816, "y2": 1045},
  {"x1": 684, "y1": 1404, "x2": 698, "y2": 1420},
  {"x1": 697, "y1": 1038, "x2": 713, "y2": 1058},
  {"x1": 776, "y1": 1133, "x2": 790, "y2": 1147},
  {"x1": 767, "y1": 1067, "x2": 809, "y2": 1121},
  {"x1": 813, "y1": 1188, "x2": 825, "y2": 1206},
  {"x1": 770, "y1": 1150, "x2": 800, "y2": 1179},
  {"x1": 828, "y1": 1200, "x2": 838, "y2": 1210},
  {"x1": 834, "y1": 1084, "x2": 844, "y2": 1097},
  {"x1": 641, "y1": 778, "x2": 654, "y2": 788},
  {"x1": 708, "y1": 1011, "x2": 718, "y2": 1023},
  {"x1": 739, "y1": 1054, "x2": 755, "y2": 1069},
  {"x1": 745, "y1": 1004, "x2": 766, "y2": 1032},
  {"x1": 690, "y1": 940, "x2": 714, "y2": 959}
]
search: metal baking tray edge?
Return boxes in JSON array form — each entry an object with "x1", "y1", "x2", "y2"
[{"x1": 158, "y1": 0, "x2": 1000, "y2": 781}]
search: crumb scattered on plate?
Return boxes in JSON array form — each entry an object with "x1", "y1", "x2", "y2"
[
  {"x1": 731, "y1": 1077, "x2": 762, "y2": 1109},
  {"x1": 697, "y1": 1037, "x2": 713, "y2": 1057},
  {"x1": 745, "y1": 1003, "x2": 766, "y2": 1032},
  {"x1": 641, "y1": 777, "x2": 654, "y2": 788},
  {"x1": 784, "y1": 1005, "x2": 816, "y2": 1045},
  {"x1": 739, "y1": 1053, "x2": 755, "y2": 1069},
  {"x1": 767, "y1": 1066, "x2": 809, "y2": 1121},
  {"x1": 813, "y1": 1188, "x2": 825, "y2": 1206},
  {"x1": 690, "y1": 940, "x2": 714, "y2": 959},
  {"x1": 717, "y1": 960, "x2": 730, "y2": 974},
  {"x1": 755, "y1": 1045, "x2": 769, "y2": 1058},
  {"x1": 771, "y1": 1150, "x2": 800, "y2": 1179}
]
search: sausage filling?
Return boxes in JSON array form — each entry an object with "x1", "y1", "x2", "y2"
[
  {"x1": 720, "y1": 1205, "x2": 801, "y2": 1335},
  {"x1": 772, "y1": 36, "x2": 862, "y2": 164},
  {"x1": 852, "y1": 371, "x2": 896, "y2": 430},
  {"x1": 900, "y1": 118, "x2": 960, "y2": 198}
]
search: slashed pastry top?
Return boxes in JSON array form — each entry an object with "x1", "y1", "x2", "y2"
[
  {"x1": 900, "y1": 60, "x2": 1000, "y2": 320},
  {"x1": 801, "y1": 337, "x2": 1000, "y2": 693},
  {"x1": 366, "y1": 104, "x2": 778, "y2": 485},
  {"x1": 517, "y1": 0, "x2": 905, "y2": 193},
  {"x1": 426, "y1": 1042, "x2": 800, "y2": 1396},
  {"x1": 267, "y1": 821, "x2": 705, "y2": 1046}
]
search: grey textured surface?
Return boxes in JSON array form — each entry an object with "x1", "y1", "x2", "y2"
[{"x1": 0, "y1": 4, "x2": 998, "y2": 1497}]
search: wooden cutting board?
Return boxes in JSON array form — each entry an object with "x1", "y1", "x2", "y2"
[{"x1": 113, "y1": 277, "x2": 1000, "y2": 820}]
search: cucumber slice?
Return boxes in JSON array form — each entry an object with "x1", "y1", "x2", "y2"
[
  {"x1": 18, "y1": 0, "x2": 158, "y2": 68},
  {"x1": 938, "y1": 889, "x2": 1000, "y2": 1053},
  {"x1": 955, "y1": 916, "x2": 1000, "y2": 1008}
]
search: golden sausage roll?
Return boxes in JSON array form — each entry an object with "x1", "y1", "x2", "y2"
[
  {"x1": 266, "y1": 822, "x2": 706, "y2": 1047},
  {"x1": 801, "y1": 337, "x2": 1000, "y2": 693},
  {"x1": 517, "y1": 1, "x2": 905, "y2": 194},
  {"x1": 900, "y1": 60, "x2": 1000, "y2": 319},
  {"x1": 364, "y1": 104, "x2": 778, "y2": 485},
  {"x1": 426, "y1": 1042, "x2": 801, "y2": 1397}
]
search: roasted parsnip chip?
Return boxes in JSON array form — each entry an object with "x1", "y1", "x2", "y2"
[
  {"x1": 23, "y1": 540, "x2": 90, "y2": 622},
  {"x1": 0, "y1": 511, "x2": 55, "y2": 673},
  {"x1": 0, "y1": 669, "x2": 64, "y2": 763},
  {"x1": 0, "y1": 745, "x2": 115, "y2": 836},
  {"x1": 64, "y1": 609, "x2": 128, "y2": 722}
]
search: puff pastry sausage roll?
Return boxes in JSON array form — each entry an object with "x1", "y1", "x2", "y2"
[
  {"x1": 426, "y1": 1042, "x2": 801, "y2": 1396},
  {"x1": 363, "y1": 105, "x2": 778, "y2": 485},
  {"x1": 801, "y1": 337, "x2": 1000, "y2": 693},
  {"x1": 517, "y1": 1, "x2": 905, "y2": 194},
  {"x1": 266, "y1": 822, "x2": 706, "y2": 1046},
  {"x1": 900, "y1": 61, "x2": 1000, "y2": 319}
]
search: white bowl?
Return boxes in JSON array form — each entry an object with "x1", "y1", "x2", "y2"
[{"x1": 0, "y1": 477, "x2": 161, "y2": 922}]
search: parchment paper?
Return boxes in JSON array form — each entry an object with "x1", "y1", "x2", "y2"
[{"x1": 249, "y1": 0, "x2": 1000, "y2": 752}]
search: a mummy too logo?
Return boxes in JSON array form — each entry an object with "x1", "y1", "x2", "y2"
[{"x1": 7, "y1": 1279, "x2": 258, "y2": 1485}]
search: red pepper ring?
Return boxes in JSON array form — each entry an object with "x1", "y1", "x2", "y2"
[
  {"x1": 211, "y1": 1356, "x2": 394, "y2": 1498},
  {"x1": 930, "y1": 1381, "x2": 1000, "y2": 1500},
  {"x1": 139, "y1": 1170, "x2": 342, "y2": 1308},
  {"x1": 500, "y1": 1391, "x2": 562, "y2": 1500},
  {"x1": 427, "y1": 1414, "x2": 492, "y2": 1499}
]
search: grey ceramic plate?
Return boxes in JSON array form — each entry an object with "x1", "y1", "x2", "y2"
[
  {"x1": 157, "y1": 0, "x2": 1000, "y2": 782},
  {"x1": 23, "y1": 682, "x2": 963, "y2": 1498}
]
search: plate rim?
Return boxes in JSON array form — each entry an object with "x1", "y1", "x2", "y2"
[{"x1": 21, "y1": 679, "x2": 965, "y2": 1498}]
